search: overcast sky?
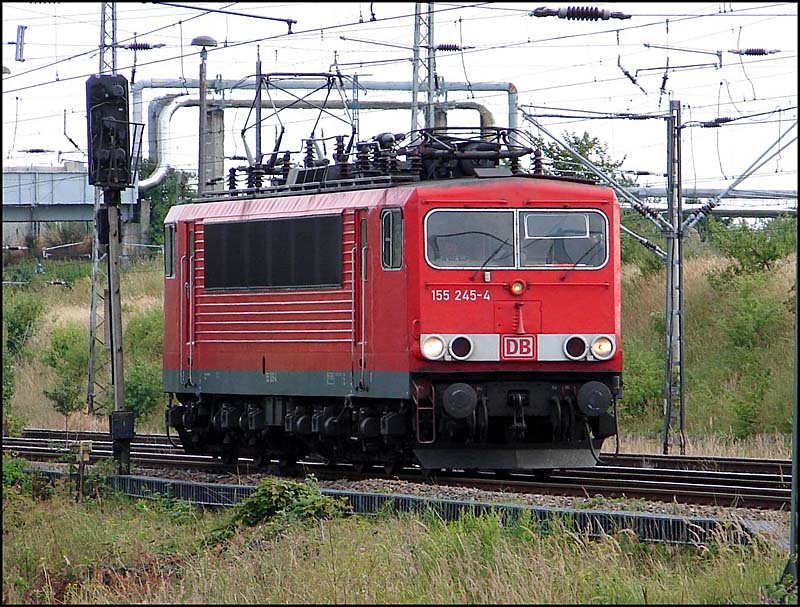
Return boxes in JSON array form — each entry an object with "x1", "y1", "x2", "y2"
[{"x1": 2, "y1": 2, "x2": 797, "y2": 194}]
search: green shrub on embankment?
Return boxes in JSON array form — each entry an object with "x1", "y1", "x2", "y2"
[
  {"x1": 2, "y1": 257, "x2": 167, "y2": 432},
  {"x1": 619, "y1": 216, "x2": 796, "y2": 438}
]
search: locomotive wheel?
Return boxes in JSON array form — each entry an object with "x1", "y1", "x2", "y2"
[
  {"x1": 352, "y1": 461, "x2": 369, "y2": 474},
  {"x1": 383, "y1": 461, "x2": 400, "y2": 475},
  {"x1": 253, "y1": 453, "x2": 270, "y2": 468},
  {"x1": 277, "y1": 457, "x2": 297, "y2": 475},
  {"x1": 221, "y1": 448, "x2": 239, "y2": 466},
  {"x1": 421, "y1": 467, "x2": 439, "y2": 481}
]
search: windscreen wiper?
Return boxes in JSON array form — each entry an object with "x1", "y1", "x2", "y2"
[
  {"x1": 471, "y1": 237, "x2": 511, "y2": 280},
  {"x1": 558, "y1": 239, "x2": 603, "y2": 281}
]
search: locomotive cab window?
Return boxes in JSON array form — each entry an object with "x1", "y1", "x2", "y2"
[
  {"x1": 426, "y1": 210, "x2": 514, "y2": 269},
  {"x1": 381, "y1": 208, "x2": 403, "y2": 270},
  {"x1": 520, "y1": 211, "x2": 607, "y2": 268},
  {"x1": 425, "y1": 209, "x2": 608, "y2": 270},
  {"x1": 164, "y1": 224, "x2": 176, "y2": 278}
]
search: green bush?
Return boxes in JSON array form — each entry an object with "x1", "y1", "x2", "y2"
[
  {"x1": 707, "y1": 216, "x2": 796, "y2": 283},
  {"x1": 619, "y1": 342, "x2": 664, "y2": 420},
  {"x1": 6, "y1": 264, "x2": 35, "y2": 284},
  {"x1": 2, "y1": 291, "x2": 44, "y2": 357},
  {"x1": 43, "y1": 260, "x2": 92, "y2": 283},
  {"x1": 620, "y1": 211, "x2": 666, "y2": 277},
  {"x1": 124, "y1": 360, "x2": 165, "y2": 420},
  {"x1": 2, "y1": 456, "x2": 32, "y2": 493},
  {"x1": 207, "y1": 475, "x2": 349, "y2": 545},
  {"x1": 231, "y1": 475, "x2": 348, "y2": 527},
  {"x1": 718, "y1": 275, "x2": 783, "y2": 350},
  {"x1": 124, "y1": 307, "x2": 163, "y2": 363},
  {"x1": 44, "y1": 323, "x2": 89, "y2": 380},
  {"x1": 43, "y1": 323, "x2": 89, "y2": 425},
  {"x1": 2, "y1": 321, "x2": 14, "y2": 408},
  {"x1": 122, "y1": 308, "x2": 165, "y2": 421},
  {"x1": 2, "y1": 320, "x2": 27, "y2": 435}
]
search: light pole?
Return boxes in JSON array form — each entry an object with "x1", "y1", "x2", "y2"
[{"x1": 191, "y1": 35, "x2": 217, "y2": 196}]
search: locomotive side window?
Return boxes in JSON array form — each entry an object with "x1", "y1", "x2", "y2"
[
  {"x1": 164, "y1": 224, "x2": 176, "y2": 278},
  {"x1": 520, "y1": 211, "x2": 607, "y2": 268},
  {"x1": 381, "y1": 208, "x2": 403, "y2": 270},
  {"x1": 426, "y1": 210, "x2": 514, "y2": 269},
  {"x1": 204, "y1": 215, "x2": 342, "y2": 290}
]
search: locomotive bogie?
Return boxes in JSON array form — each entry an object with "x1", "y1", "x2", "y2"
[{"x1": 166, "y1": 369, "x2": 619, "y2": 470}]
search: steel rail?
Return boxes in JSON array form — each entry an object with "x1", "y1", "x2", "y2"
[
  {"x1": 17, "y1": 428, "x2": 793, "y2": 475},
  {"x1": 5, "y1": 435, "x2": 790, "y2": 510}
]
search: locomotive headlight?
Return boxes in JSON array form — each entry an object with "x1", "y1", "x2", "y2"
[
  {"x1": 421, "y1": 335, "x2": 446, "y2": 360},
  {"x1": 590, "y1": 336, "x2": 615, "y2": 360},
  {"x1": 509, "y1": 280, "x2": 526, "y2": 296}
]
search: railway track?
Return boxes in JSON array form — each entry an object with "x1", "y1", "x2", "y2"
[{"x1": 4, "y1": 429, "x2": 792, "y2": 510}]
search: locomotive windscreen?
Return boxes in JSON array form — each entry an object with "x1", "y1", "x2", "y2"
[{"x1": 204, "y1": 214, "x2": 342, "y2": 290}]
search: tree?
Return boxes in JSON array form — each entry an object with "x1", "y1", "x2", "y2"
[
  {"x1": 532, "y1": 130, "x2": 665, "y2": 273},
  {"x1": 531, "y1": 130, "x2": 633, "y2": 186},
  {"x1": 707, "y1": 216, "x2": 797, "y2": 277},
  {"x1": 43, "y1": 323, "x2": 89, "y2": 436},
  {"x1": 138, "y1": 159, "x2": 193, "y2": 245}
]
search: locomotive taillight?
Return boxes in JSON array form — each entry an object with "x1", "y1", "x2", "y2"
[
  {"x1": 590, "y1": 335, "x2": 615, "y2": 360},
  {"x1": 448, "y1": 335, "x2": 474, "y2": 360},
  {"x1": 563, "y1": 335, "x2": 588, "y2": 360},
  {"x1": 421, "y1": 335, "x2": 446, "y2": 360}
]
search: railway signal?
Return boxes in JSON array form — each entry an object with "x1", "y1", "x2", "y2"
[
  {"x1": 85, "y1": 66, "x2": 136, "y2": 474},
  {"x1": 86, "y1": 73, "x2": 131, "y2": 189}
]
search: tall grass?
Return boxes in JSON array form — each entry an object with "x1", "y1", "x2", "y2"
[
  {"x1": 2, "y1": 481, "x2": 793, "y2": 604},
  {"x1": 4, "y1": 256, "x2": 166, "y2": 434},
  {"x1": 620, "y1": 252, "x2": 795, "y2": 441},
  {"x1": 606, "y1": 432, "x2": 791, "y2": 458}
]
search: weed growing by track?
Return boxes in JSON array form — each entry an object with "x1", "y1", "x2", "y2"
[{"x1": 2, "y1": 459, "x2": 795, "y2": 604}]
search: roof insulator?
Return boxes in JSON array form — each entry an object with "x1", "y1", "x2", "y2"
[
  {"x1": 121, "y1": 42, "x2": 166, "y2": 51},
  {"x1": 728, "y1": 48, "x2": 779, "y2": 56},
  {"x1": 531, "y1": 6, "x2": 630, "y2": 20}
]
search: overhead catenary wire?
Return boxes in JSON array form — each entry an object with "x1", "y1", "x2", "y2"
[
  {"x1": 2, "y1": 2, "x2": 492, "y2": 94},
  {"x1": 4, "y1": 2, "x2": 793, "y2": 98},
  {"x1": 2, "y1": 2, "x2": 795, "y2": 196}
]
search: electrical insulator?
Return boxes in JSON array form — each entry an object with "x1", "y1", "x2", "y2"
[
  {"x1": 563, "y1": 6, "x2": 608, "y2": 20},
  {"x1": 728, "y1": 48, "x2": 779, "y2": 56},
  {"x1": 122, "y1": 42, "x2": 165, "y2": 51},
  {"x1": 435, "y1": 44, "x2": 460, "y2": 52},
  {"x1": 701, "y1": 117, "x2": 734, "y2": 128},
  {"x1": 531, "y1": 6, "x2": 630, "y2": 20}
]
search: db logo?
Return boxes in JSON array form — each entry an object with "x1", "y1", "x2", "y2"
[{"x1": 502, "y1": 335, "x2": 536, "y2": 359}]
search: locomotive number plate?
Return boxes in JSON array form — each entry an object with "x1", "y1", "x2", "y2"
[
  {"x1": 430, "y1": 288, "x2": 491, "y2": 302},
  {"x1": 501, "y1": 335, "x2": 536, "y2": 359}
]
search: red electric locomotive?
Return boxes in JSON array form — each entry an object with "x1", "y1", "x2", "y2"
[{"x1": 163, "y1": 127, "x2": 621, "y2": 473}]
